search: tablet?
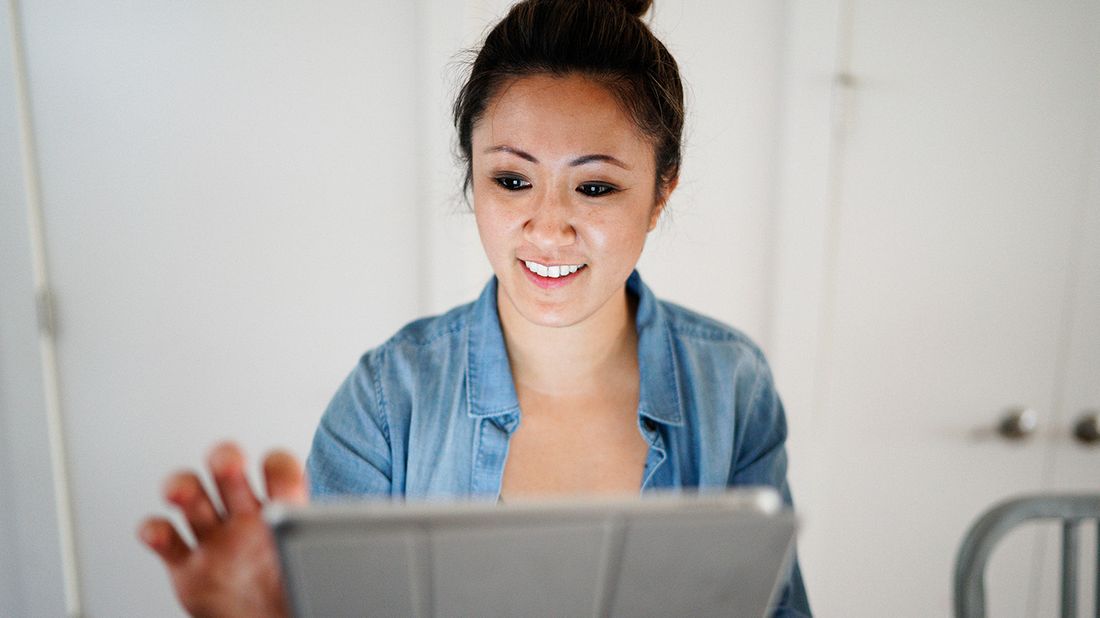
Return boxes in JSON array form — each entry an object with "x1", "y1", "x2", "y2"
[{"x1": 265, "y1": 488, "x2": 796, "y2": 617}]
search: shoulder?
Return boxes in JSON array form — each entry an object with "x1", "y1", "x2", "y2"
[
  {"x1": 384, "y1": 301, "x2": 474, "y2": 348},
  {"x1": 657, "y1": 298, "x2": 769, "y2": 368},
  {"x1": 356, "y1": 299, "x2": 475, "y2": 369},
  {"x1": 317, "y1": 299, "x2": 477, "y2": 441}
]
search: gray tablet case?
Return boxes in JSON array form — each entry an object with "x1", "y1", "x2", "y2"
[{"x1": 266, "y1": 488, "x2": 796, "y2": 618}]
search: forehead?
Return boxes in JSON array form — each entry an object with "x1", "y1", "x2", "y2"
[{"x1": 473, "y1": 74, "x2": 652, "y2": 160}]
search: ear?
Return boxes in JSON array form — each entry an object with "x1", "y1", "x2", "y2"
[{"x1": 648, "y1": 176, "x2": 679, "y2": 231}]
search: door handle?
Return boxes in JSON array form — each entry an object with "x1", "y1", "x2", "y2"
[
  {"x1": 998, "y1": 407, "x2": 1037, "y2": 439},
  {"x1": 1072, "y1": 411, "x2": 1100, "y2": 445}
]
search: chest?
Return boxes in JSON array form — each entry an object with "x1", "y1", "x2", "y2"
[{"x1": 498, "y1": 386, "x2": 651, "y2": 500}]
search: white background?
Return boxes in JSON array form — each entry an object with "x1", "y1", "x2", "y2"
[{"x1": 2, "y1": 1, "x2": 1097, "y2": 616}]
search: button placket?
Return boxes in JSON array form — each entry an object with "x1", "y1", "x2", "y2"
[
  {"x1": 471, "y1": 415, "x2": 517, "y2": 498},
  {"x1": 639, "y1": 417, "x2": 667, "y2": 492}
]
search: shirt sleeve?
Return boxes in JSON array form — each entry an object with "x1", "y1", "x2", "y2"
[
  {"x1": 306, "y1": 350, "x2": 394, "y2": 499},
  {"x1": 730, "y1": 351, "x2": 813, "y2": 618}
]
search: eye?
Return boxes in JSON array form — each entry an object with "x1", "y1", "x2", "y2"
[
  {"x1": 577, "y1": 183, "x2": 618, "y2": 197},
  {"x1": 494, "y1": 176, "x2": 531, "y2": 191}
]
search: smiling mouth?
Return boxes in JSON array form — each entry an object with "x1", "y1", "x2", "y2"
[
  {"x1": 522, "y1": 259, "x2": 586, "y2": 278},
  {"x1": 518, "y1": 259, "x2": 587, "y2": 288}
]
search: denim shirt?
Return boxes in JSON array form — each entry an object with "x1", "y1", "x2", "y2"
[{"x1": 306, "y1": 270, "x2": 811, "y2": 617}]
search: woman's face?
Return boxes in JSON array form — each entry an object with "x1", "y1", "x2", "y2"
[{"x1": 471, "y1": 73, "x2": 670, "y2": 328}]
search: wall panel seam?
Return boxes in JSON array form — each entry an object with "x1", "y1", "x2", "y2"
[{"x1": 5, "y1": 1, "x2": 82, "y2": 615}]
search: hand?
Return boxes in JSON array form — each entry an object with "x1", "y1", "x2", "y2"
[{"x1": 138, "y1": 442, "x2": 308, "y2": 618}]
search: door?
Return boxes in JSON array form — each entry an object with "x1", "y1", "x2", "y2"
[{"x1": 802, "y1": 1, "x2": 1100, "y2": 615}]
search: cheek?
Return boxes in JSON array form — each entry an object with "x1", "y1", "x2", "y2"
[
  {"x1": 580, "y1": 209, "x2": 650, "y2": 257},
  {"x1": 474, "y1": 200, "x2": 520, "y2": 255}
]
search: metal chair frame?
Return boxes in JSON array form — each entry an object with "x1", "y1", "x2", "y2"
[{"x1": 955, "y1": 494, "x2": 1100, "y2": 617}]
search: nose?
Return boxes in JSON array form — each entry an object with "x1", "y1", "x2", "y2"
[{"x1": 523, "y1": 187, "x2": 576, "y2": 249}]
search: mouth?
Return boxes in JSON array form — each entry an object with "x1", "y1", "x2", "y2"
[{"x1": 518, "y1": 259, "x2": 587, "y2": 289}]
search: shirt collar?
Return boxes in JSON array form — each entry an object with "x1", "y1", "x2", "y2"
[
  {"x1": 465, "y1": 270, "x2": 684, "y2": 426},
  {"x1": 465, "y1": 276, "x2": 521, "y2": 418},
  {"x1": 629, "y1": 270, "x2": 685, "y2": 426}
]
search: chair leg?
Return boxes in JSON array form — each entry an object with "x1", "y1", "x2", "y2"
[{"x1": 1061, "y1": 520, "x2": 1078, "y2": 618}]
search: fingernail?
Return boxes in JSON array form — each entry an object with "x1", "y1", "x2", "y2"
[
  {"x1": 165, "y1": 480, "x2": 191, "y2": 505},
  {"x1": 209, "y1": 446, "x2": 240, "y2": 477},
  {"x1": 138, "y1": 525, "x2": 159, "y2": 547},
  {"x1": 165, "y1": 481, "x2": 187, "y2": 501}
]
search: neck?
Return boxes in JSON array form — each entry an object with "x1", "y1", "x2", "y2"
[{"x1": 497, "y1": 284, "x2": 638, "y2": 396}]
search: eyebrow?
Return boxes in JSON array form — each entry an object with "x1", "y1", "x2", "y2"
[{"x1": 484, "y1": 145, "x2": 631, "y2": 170}]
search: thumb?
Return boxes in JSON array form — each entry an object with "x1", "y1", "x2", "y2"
[{"x1": 262, "y1": 450, "x2": 308, "y2": 505}]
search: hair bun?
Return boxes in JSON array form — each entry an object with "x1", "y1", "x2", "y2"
[{"x1": 613, "y1": 0, "x2": 652, "y2": 18}]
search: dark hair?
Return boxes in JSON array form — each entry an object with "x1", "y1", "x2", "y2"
[{"x1": 453, "y1": 0, "x2": 684, "y2": 200}]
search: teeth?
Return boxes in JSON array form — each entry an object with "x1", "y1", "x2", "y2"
[{"x1": 524, "y1": 260, "x2": 584, "y2": 278}]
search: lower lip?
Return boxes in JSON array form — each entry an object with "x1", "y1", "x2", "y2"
[{"x1": 520, "y1": 260, "x2": 586, "y2": 289}]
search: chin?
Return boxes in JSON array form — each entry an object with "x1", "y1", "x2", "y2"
[
  {"x1": 514, "y1": 297, "x2": 588, "y2": 329},
  {"x1": 496, "y1": 279, "x2": 584, "y2": 329},
  {"x1": 530, "y1": 313, "x2": 584, "y2": 329}
]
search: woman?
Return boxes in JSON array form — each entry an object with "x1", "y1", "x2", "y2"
[{"x1": 139, "y1": 0, "x2": 812, "y2": 615}]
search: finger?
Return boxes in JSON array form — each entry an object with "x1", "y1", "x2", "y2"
[
  {"x1": 207, "y1": 441, "x2": 260, "y2": 516},
  {"x1": 163, "y1": 470, "x2": 221, "y2": 541},
  {"x1": 138, "y1": 517, "x2": 191, "y2": 566},
  {"x1": 263, "y1": 450, "x2": 308, "y2": 505}
]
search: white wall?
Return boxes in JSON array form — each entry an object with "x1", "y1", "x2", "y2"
[
  {"x1": 8, "y1": 1, "x2": 422, "y2": 615},
  {"x1": 2, "y1": 1, "x2": 799, "y2": 615},
  {"x1": 640, "y1": 1, "x2": 786, "y2": 344}
]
